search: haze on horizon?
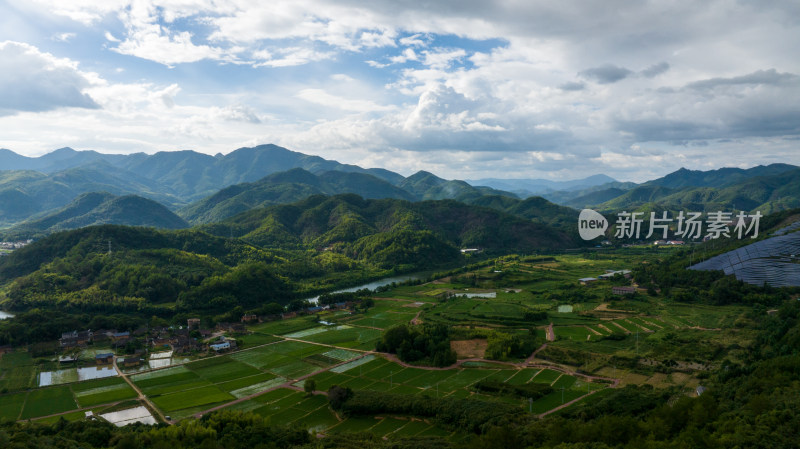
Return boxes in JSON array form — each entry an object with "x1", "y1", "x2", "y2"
[{"x1": 0, "y1": 1, "x2": 798, "y2": 183}]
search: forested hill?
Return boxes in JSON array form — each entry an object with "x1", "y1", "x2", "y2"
[
  {"x1": 595, "y1": 167, "x2": 800, "y2": 214},
  {"x1": 200, "y1": 194, "x2": 578, "y2": 256},
  {"x1": 179, "y1": 168, "x2": 417, "y2": 224},
  {"x1": 0, "y1": 192, "x2": 188, "y2": 239}
]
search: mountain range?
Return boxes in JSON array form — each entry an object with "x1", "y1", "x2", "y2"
[{"x1": 1, "y1": 145, "x2": 799, "y2": 239}]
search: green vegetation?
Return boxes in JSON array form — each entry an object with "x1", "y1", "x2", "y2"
[
  {"x1": 0, "y1": 198, "x2": 799, "y2": 447},
  {"x1": 472, "y1": 379, "x2": 552, "y2": 399},
  {"x1": 376, "y1": 324, "x2": 457, "y2": 367},
  {"x1": 2, "y1": 192, "x2": 188, "y2": 240},
  {"x1": 329, "y1": 386, "x2": 524, "y2": 434}
]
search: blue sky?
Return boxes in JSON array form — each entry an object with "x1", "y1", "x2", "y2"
[{"x1": 0, "y1": 0, "x2": 799, "y2": 182}]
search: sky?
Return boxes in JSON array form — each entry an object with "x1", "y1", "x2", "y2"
[{"x1": 0, "y1": 1, "x2": 798, "y2": 182}]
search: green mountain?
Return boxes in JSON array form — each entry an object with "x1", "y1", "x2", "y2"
[
  {"x1": 179, "y1": 168, "x2": 416, "y2": 225},
  {"x1": 399, "y1": 170, "x2": 514, "y2": 202},
  {"x1": 643, "y1": 163, "x2": 798, "y2": 189},
  {"x1": 0, "y1": 163, "x2": 182, "y2": 227},
  {"x1": 113, "y1": 144, "x2": 406, "y2": 201},
  {"x1": 539, "y1": 164, "x2": 796, "y2": 209},
  {"x1": 0, "y1": 145, "x2": 519, "y2": 229},
  {"x1": 595, "y1": 168, "x2": 800, "y2": 214},
  {"x1": 1, "y1": 192, "x2": 188, "y2": 239},
  {"x1": 542, "y1": 182, "x2": 638, "y2": 208},
  {"x1": 201, "y1": 194, "x2": 577, "y2": 261}
]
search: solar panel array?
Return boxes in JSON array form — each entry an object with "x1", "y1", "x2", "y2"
[
  {"x1": 689, "y1": 228, "x2": 800, "y2": 287},
  {"x1": 774, "y1": 220, "x2": 800, "y2": 236}
]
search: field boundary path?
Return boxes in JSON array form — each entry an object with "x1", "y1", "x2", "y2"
[
  {"x1": 114, "y1": 357, "x2": 169, "y2": 424},
  {"x1": 24, "y1": 400, "x2": 125, "y2": 423},
  {"x1": 192, "y1": 354, "x2": 364, "y2": 418},
  {"x1": 535, "y1": 388, "x2": 602, "y2": 418}
]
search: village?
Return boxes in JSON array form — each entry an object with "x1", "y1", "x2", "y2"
[{"x1": 50, "y1": 298, "x2": 365, "y2": 371}]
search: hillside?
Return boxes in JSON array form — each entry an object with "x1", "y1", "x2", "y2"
[
  {"x1": 0, "y1": 162, "x2": 182, "y2": 227},
  {"x1": 400, "y1": 170, "x2": 514, "y2": 202},
  {"x1": 643, "y1": 163, "x2": 798, "y2": 189},
  {"x1": 595, "y1": 167, "x2": 800, "y2": 214},
  {"x1": 200, "y1": 194, "x2": 578, "y2": 262},
  {"x1": 0, "y1": 192, "x2": 189, "y2": 239},
  {"x1": 0, "y1": 145, "x2": 520, "y2": 228},
  {"x1": 179, "y1": 168, "x2": 415, "y2": 224},
  {"x1": 0, "y1": 145, "x2": 406, "y2": 202}
]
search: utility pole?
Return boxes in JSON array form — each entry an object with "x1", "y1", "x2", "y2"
[
  {"x1": 107, "y1": 239, "x2": 112, "y2": 255},
  {"x1": 529, "y1": 397, "x2": 533, "y2": 413}
]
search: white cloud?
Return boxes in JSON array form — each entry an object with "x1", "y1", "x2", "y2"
[
  {"x1": 5, "y1": 1, "x2": 800, "y2": 180},
  {"x1": 296, "y1": 88, "x2": 395, "y2": 112},
  {"x1": 399, "y1": 33, "x2": 431, "y2": 47},
  {"x1": 421, "y1": 48, "x2": 467, "y2": 69},
  {"x1": 104, "y1": 31, "x2": 120, "y2": 43},
  {"x1": 0, "y1": 41, "x2": 99, "y2": 115},
  {"x1": 52, "y1": 32, "x2": 76, "y2": 42}
]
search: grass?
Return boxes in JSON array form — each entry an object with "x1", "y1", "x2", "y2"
[
  {"x1": 555, "y1": 326, "x2": 594, "y2": 341},
  {"x1": 186, "y1": 356, "x2": 262, "y2": 383},
  {"x1": 72, "y1": 377, "x2": 137, "y2": 407},
  {"x1": 530, "y1": 369, "x2": 562, "y2": 384},
  {"x1": 34, "y1": 410, "x2": 88, "y2": 424},
  {"x1": 0, "y1": 351, "x2": 37, "y2": 391},
  {"x1": 216, "y1": 373, "x2": 277, "y2": 393},
  {"x1": 0, "y1": 391, "x2": 27, "y2": 420},
  {"x1": 20, "y1": 386, "x2": 77, "y2": 419},
  {"x1": 505, "y1": 369, "x2": 541, "y2": 385},
  {"x1": 151, "y1": 385, "x2": 234, "y2": 412}
]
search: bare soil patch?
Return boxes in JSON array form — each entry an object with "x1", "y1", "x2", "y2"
[{"x1": 450, "y1": 339, "x2": 488, "y2": 359}]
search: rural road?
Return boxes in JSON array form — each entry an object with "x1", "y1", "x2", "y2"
[{"x1": 114, "y1": 357, "x2": 170, "y2": 424}]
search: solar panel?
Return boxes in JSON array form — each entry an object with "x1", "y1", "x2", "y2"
[{"x1": 689, "y1": 230, "x2": 800, "y2": 287}]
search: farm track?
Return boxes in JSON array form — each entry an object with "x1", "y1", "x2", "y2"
[
  {"x1": 24, "y1": 400, "x2": 125, "y2": 422},
  {"x1": 640, "y1": 319, "x2": 663, "y2": 329},
  {"x1": 536, "y1": 389, "x2": 601, "y2": 418},
  {"x1": 610, "y1": 322, "x2": 631, "y2": 334},
  {"x1": 114, "y1": 357, "x2": 168, "y2": 424},
  {"x1": 596, "y1": 323, "x2": 613, "y2": 334},
  {"x1": 626, "y1": 319, "x2": 653, "y2": 333}
]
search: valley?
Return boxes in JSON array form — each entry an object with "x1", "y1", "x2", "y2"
[{"x1": 0, "y1": 249, "x2": 763, "y2": 442}]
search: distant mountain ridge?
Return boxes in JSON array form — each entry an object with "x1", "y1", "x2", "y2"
[
  {"x1": 0, "y1": 145, "x2": 521, "y2": 229},
  {"x1": 0, "y1": 192, "x2": 188, "y2": 239},
  {"x1": 467, "y1": 174, "x2": 617, "y2": 197},
  {"x1": 2, "y1": 145, "x2": 798, "y2": 237}
]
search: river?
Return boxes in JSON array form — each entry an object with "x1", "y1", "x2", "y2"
[{"x1": 306, "y1": 272, "x2": 427, "y2": 303}]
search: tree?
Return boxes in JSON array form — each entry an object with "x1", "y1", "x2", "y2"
[
  {"x1": 328, "y1": 385, "x2": 353, "y2": 409},
  {"x1": 304, "y1": 378, "x2": 316, "y2": 396}
]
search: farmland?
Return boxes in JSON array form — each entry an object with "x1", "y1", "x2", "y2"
[{"x1": 0, "y1": 249, "x2": 762, "y2": 442}]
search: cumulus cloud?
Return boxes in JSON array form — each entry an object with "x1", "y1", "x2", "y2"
[
  {"x1": 640, "y1": 61, "x2": 670, "y2": 78},
  {"x1": 559, "y1": 81, "x2": 585, "y2": 91},
  {"x1": 296, "y1": 88, "x2": 396, "y2": 112},
  {"x1": 686, "y1": 68, "x2": 798, "y2": 90},
  {"x1": 0, "y1": 41, "x2": 99, "y2": 116},
  {"x1": 6, "y1": 1, "x2": 800, "y2": 180},
  {"x1": 579, "y1": 64, "x2": 634, "y2": 84}
]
